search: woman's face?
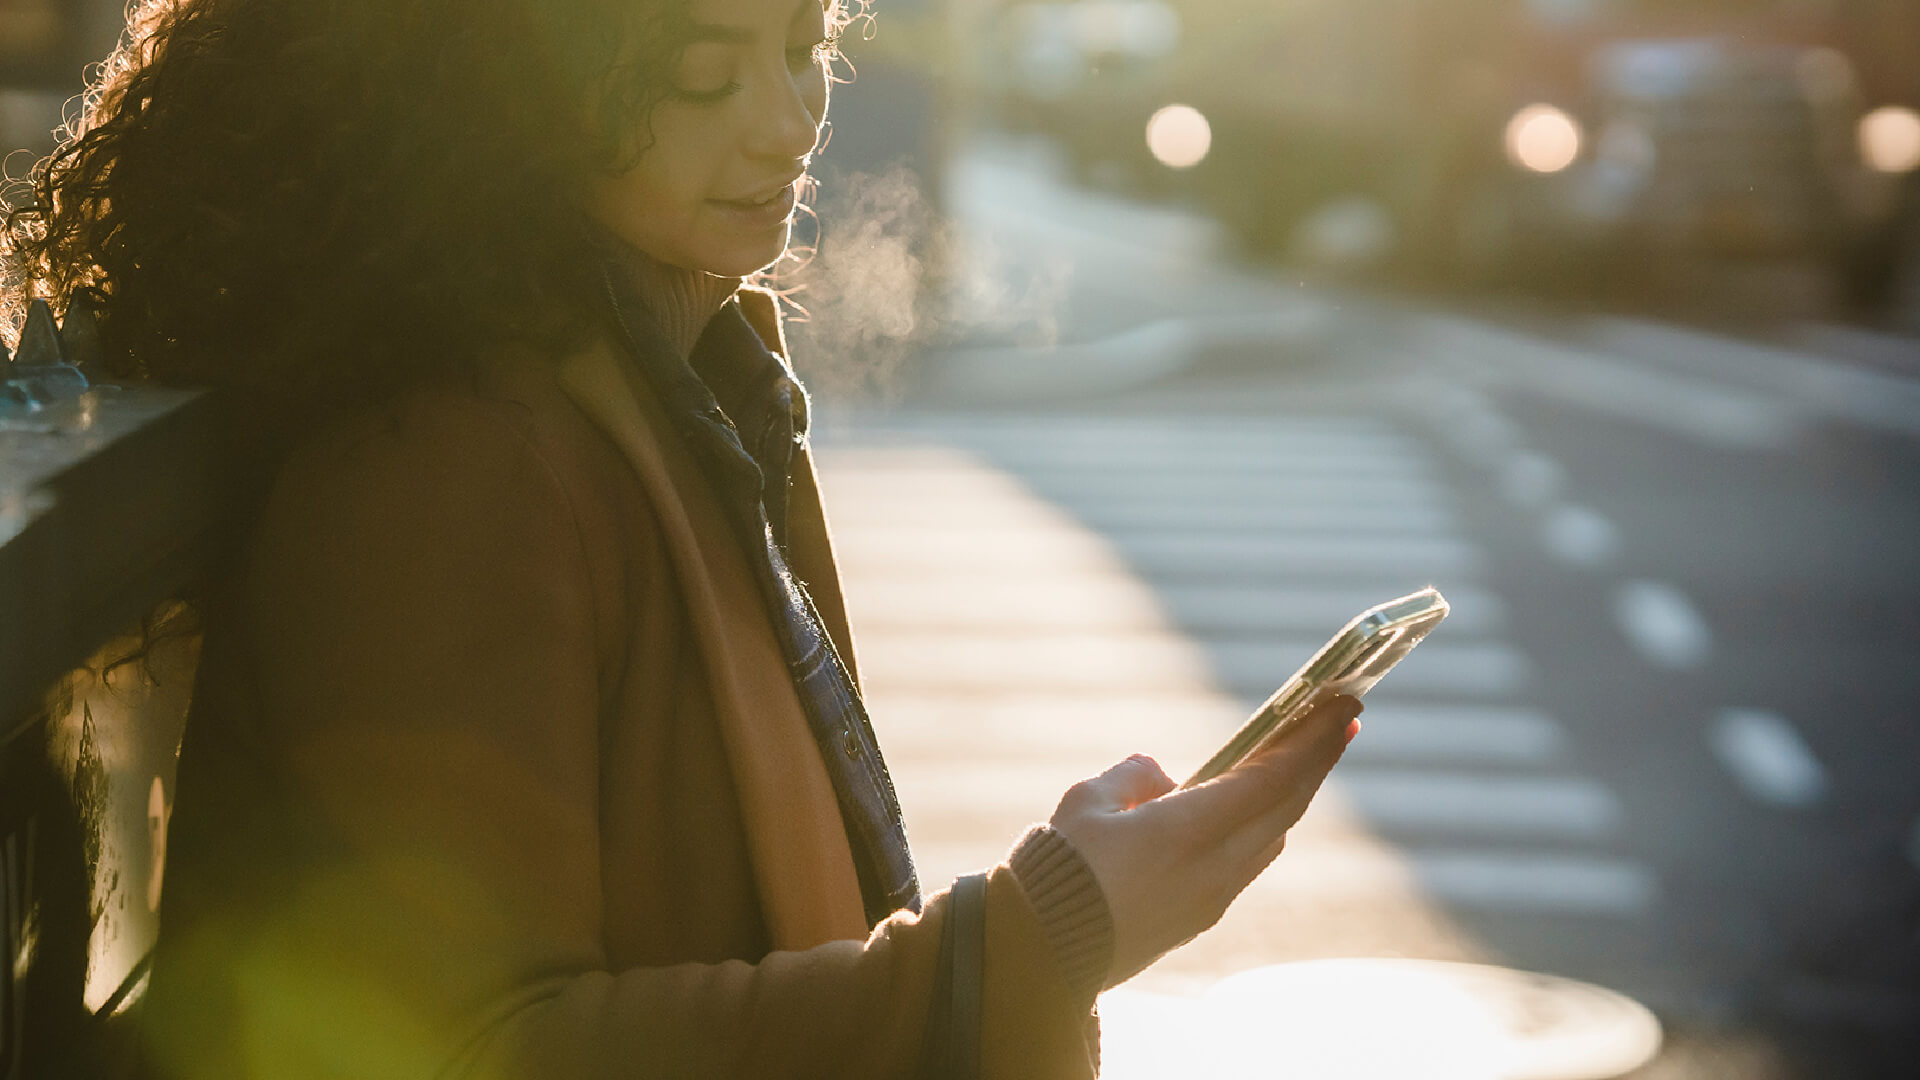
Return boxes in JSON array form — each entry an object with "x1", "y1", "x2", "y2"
[{"x1": 586, "y1": 0, "x2": 832, "y2": 277}]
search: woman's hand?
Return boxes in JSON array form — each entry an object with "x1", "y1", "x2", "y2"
[{"x1": 1047, "y1": 694, "x2": 1363, "y2": 988}]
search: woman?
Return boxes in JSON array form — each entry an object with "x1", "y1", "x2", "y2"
[{"x1": 4, "y1": 0, "x2": 1362, "y2": 1075}]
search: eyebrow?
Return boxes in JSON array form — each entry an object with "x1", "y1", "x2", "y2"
[{"x1": 685, "y1": 0, "x2": 823, "y2": 44}]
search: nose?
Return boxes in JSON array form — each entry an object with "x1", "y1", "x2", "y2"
[{"x1": 749, "y1": 60, "x2": 827, "y2": 163}]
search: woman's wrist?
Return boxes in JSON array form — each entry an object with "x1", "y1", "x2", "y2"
[{"x1": 1006, "y1": 824, "x2": 1114, "y2": 1005}]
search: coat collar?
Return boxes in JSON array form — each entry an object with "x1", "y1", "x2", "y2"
[{"x1": 556, "y1": 331, "x2": 871, "y2": 948}]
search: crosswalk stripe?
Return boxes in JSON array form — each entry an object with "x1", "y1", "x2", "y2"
[
  {"x1": 865, "y1": 693, "x2": 1243, "y2": 761},
  {"x1": 1337, "y1": 706, "x2": 1564, "y2": 764},
  {"x1": 1159, "y1": 584, "x2": 1505, "y2": 635},
  {"x1": 834, "y1": 413, "x2": 1413, "y2": 445},
  {"x1": 890, "y1": 763, "x2": 1621, "y2": 841},
  {"x1": 1208, "y1": 639, "x2": 1529, "y2": 699},
  {"x1": 839, "y1": 427, "x2": 1436, "y2": 465},
  {"x1": 821, "y1": 441, "x2": 1425, "y2": 468},
  {"x1": 929, "y1": 440, "x2": 1428, "y2": 468},
  {"x1": 1332, "y1": 771, "x2": 1623, "y2": 837},
  {"x1": 858, "y1": 634, "x2": 1526, "y2": 699},
  {"x1": 857, "y1": 631, "x2": 1216, "y2": 695},
  {"x1": 827, "y1": 495, "x2": 1461, "y2": 536},
  {"x1": 903, "y1": 840, "x2": 1661, "y2": 918},
  {"x1": 816, "y1": 443, "x2": 1459, "y2": 535},
  {"x1": 1615, "y1": 580, "x2": 1712, "y2": 669},
  {"x1": 829, "y1": 526, "x2": 1128, "y2": 575},
  {"x1": 932, "y1": 446, "x2": 1437, "y2": 476},
  {"x1": 844, "y1": 580, "x2": 1507, "y2": 636},
  {"x1": 1043, "y1": 499, "x2": 1461, "y2": 535},
  {"x1": 1398, "y1": 851, "x2": 1659, "y2": 916},
  {"x1": 1108, "y1": 532, "x2": 1480, "y2": 577},
  {"x1": 1710, "y1": 708, "x2": 1827, "y2": 808},
  {"x1": 1264, "y1": 850, "x2": 1660, "y2": 917},
  {"x1": 831, "y1": 529, "x2": 1481, "y2": 579},
  {"x1": 817, "y1": 471, "x2": 1454, "y2": 514},
  {"x1": 845, "y1": 573, "x2": 1184, "y2": 633},
  {"x1": 824, "y1": 412, "x2": 1661, "y2": 931},
  {"x1": 995, "y1": 471, "x2": 1452, "y2": 507}
]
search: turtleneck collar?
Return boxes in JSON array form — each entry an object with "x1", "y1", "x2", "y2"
[
  {"x1": 596, "y1": 232, "x2": 809, "y2": 545},
  {"x1": 588, "y1": 229, "x2": 743, "y2": 362}
]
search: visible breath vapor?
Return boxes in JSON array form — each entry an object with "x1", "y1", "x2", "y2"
[{"x1": 779, "y1": 163, "x2": 1071, "y2": 399}]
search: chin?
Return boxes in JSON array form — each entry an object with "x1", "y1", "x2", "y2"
[{"x1": 696, "y1": 224, "x2": 795, "y2": 277}]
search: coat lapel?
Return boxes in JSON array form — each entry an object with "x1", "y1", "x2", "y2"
[
  {"x1": 783, "y1": 444, "x2": 862, "y2": 688},
  {"x1": 557, "y1": 335, "x2": 869, "y2": 949},
  {"x1": 731, "y1": 288, "x2": 861, "y2": 688}
]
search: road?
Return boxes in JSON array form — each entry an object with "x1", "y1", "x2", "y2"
[{"x1": 792, "y1": 135, "x2": 1920, "y2": 1079}]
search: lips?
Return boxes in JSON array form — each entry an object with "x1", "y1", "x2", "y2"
[
  {"x1": 717, "y1": 173, "x2": 804, "y2": 208},
  {"x1": 708, "y1": 178, "x2": 800, "y2": 229}
]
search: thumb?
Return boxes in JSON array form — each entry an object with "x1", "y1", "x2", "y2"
[{"x1": 1058, "y1": 754, "x2": 1177, "y2": 816}]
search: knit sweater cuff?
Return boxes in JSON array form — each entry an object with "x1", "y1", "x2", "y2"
[{"x1": 1007, "y1": 825, "x2": 1113, "y2": 1005}]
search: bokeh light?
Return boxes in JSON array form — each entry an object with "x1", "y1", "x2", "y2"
[
  {"x1": 1858, "y1": 105, "x2": 1920, "y2": 174},
  {"x1": 1505, "y1": 104, "x2": 1583, "y2": 174},
  {"x1": 1146, "y1": 104, "x2": 1212, "y2": 169}
]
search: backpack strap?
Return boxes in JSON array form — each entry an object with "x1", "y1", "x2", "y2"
[{"x1": 921, "y1": 872, "x2": 988, "y2": 1080}]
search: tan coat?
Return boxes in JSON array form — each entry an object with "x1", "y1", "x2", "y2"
[{"x1": 140, "y1": 297, "x2": 1101, "y2": 1078}]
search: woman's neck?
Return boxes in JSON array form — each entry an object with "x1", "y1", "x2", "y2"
[{"x1": 611, "y1": 246, "x2": 743, "y2": 361}]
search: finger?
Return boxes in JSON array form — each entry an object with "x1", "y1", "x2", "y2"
[
  {"x1": 1248, "y1": 694, "x2": 1362, "y2": 759},
  {"x1": 1167, "y1": 695, "x2": 1362, "y2": 840},
  {"x1": 1172, "y1": 704, "x2": 1359, "y2": 909},
  {"x1": 1216, "y1": 710, "x2": 1355, "y2": 869},
  {"x1": 1056, "y1": 753, "x2": 1177, "y2": 816}
]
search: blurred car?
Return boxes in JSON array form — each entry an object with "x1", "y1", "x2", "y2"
[
  {"x1": 989, "y1": 0, "x2": 1920, "y2": 308},
  {"x1": 1427, "y1": 1, "x2": 1920, "y2": 297}
]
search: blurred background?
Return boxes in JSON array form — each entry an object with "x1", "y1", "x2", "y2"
[
  {"x1": 6, "y1": 0, "x2": 1919, "y2": 1076},
  {"x1": 796, "y1": 0, "x2": 1920, "y2": 1076}
]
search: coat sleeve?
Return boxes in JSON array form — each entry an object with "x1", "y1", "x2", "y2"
[{"x1": 171, "y1": 392, "x2": 1097, "y2": 1080}]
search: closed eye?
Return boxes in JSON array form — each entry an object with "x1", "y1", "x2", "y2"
[{"x1": 675, "y1": 80, "x2": 743, "y2": 105}]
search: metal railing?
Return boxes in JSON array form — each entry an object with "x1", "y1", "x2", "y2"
[{"x1": 2, "y1": 299, "x2": 219, "y2": 1077}]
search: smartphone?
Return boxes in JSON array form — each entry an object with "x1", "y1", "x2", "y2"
[{"x1": 1181, "y1": 587, "x2": 1450, "y2": 788}]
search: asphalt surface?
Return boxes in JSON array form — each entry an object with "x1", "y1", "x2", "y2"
[{"x1": 795, "y1": 135, "x2": 1920, "y2": 1078}]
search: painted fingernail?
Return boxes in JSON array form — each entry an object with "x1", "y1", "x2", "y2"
[{"x1": 1345, "y1": 718, "x2": 1362, "y2": 745}]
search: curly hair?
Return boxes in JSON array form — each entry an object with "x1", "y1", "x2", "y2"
[
  {"x1": 4, "y1": 0, "x2": 857, "y2": 677},
  {"x1": 3, "y1": 0, "x2": 850, "y2": 457}
]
